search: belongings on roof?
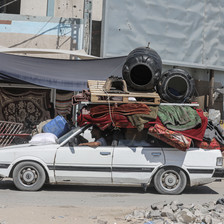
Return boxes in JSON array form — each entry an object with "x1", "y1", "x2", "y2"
[
  {"x1": 43, "y1": 115, "x2": 70, "y2": 138},
  {"x1": 122, "y1": 47, "x2": 162, "y2": 92},
  {"x1": 88, "y1": 80, "x2": 161, "y2": 105},
  {"x1": 72, "y1": 90, "x2": 91, "y2": 105},
  {"x1": 158, "y1": 105, "x2": 201, "y2": 131},
  {"x1": 103, "y1": 76, "x2": 128, "y2": 93},
  {"x1": 72, "y1": 80, "x2": 161, "y2": 105},
  {"x1": 71, "y1": 46, "x2": 220, "y2": 151},
  {"x1": 148, "y1": 124, "x2": 192, "y2": 151},
  {"x1": 29, "y1": 133, "x2": 58, "y2": 146},
  {"x1": 157, "y1": 68, "x2": 195, "y2": 103},
  {"x1": 77, "y1": 104, "x2": 159, "y2": 131}
]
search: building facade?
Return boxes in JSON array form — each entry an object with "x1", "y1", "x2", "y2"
[{"x1": 0, "y1": 0, "x2": 103, "y2": 57}]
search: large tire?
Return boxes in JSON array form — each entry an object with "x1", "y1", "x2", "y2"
[
  {"x1": 157, "y1": 68, "x2": 195, "y2": 103},
  {"x1": 153, "y1": 167, "x2": 187, "y2": 195},
  {"x1": 122, "y1": 47, "x2": 162, "y2": 91},
  {"x1": 13, "y1": 161, "x2": 46, "y2": 191}
]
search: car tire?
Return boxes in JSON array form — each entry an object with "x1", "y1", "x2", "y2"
[
  {"x1": 12, "y1": 161, "x2": 46, "y2": 191},
  {"x1": 153, "y1": 167, "x2": 187, "y2": 195},
  {"x1": 157, "y1": 68, "x2": 195, "y2": 103},
  {"x1": 122, "y1": 47, "x2": 162, "y2": 91}
]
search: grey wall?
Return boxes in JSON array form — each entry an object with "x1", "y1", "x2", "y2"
[{"x1": 101, "y1": 0, "x2": 224, "y2": 71}]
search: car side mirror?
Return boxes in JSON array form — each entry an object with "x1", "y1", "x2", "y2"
[{"x1": 68, "y1": 138, "x2": 77, "y2": 147}]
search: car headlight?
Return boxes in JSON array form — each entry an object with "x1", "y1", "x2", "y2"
[{"x1": 216, "y1": 157, "x2": 223, "y2": 166}]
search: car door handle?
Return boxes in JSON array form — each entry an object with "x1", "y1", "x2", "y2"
[
  {"x1": 151, "y1": 152, "x2": 161, "y2": 156},
  {"x1": 100, "y1": 152, "x2": 111, "y2": 156}
]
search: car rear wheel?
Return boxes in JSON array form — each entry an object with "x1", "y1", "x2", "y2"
[
  {"x1": 153, "y1": 167, "x2": 187, "y2": 195},
  {"x1": 13, "y1": 161, "x2": 46, "y2": 191}
]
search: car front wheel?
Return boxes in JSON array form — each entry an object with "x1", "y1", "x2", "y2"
[
  {"x1": 153, "y1": 167, "x2": 187, "y2": 195},
  {"x1": 12, "y1": 161, "x2": 46, "y2": 191}
]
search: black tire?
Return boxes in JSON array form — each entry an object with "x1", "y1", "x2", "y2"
[
  {"x1": 13, "y1": 161, "x2": 46, "y2": 191},
  {"x1": 122, "y1": 47, "x2": 162, "y2": 91},
  {"x1": 153, "y1": 167, "x2": 187, "y2": 195},
  {"x1": 157, "y1": 68, "x2": 195, "y2": 103}
]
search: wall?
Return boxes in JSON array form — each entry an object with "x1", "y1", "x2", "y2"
[
  {"x1": 54, "y1": 0, "x2": 84, "y2": 19},
  {"x1": 92, "y1": 0, "x2": 102, "y2": 21},
  {"x1": 20, "y1": 0, "x2": 48, "y2": 16},
  {"x1": 20, "y1": 0, "x2": 102, "y2": 20},
  {"x1": 0, "y1": 14, "x2": 83, "y2": 59},
  {"x1": 101, "y1": 0, "x2": 224, "y2": 71},
  {"x1": 0, "y1": 0, "x2": 102, "y2": 57}
]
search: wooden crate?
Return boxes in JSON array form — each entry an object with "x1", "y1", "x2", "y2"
[{"x1": 88, "y1": 80, "x2": 160, "y2": 105}]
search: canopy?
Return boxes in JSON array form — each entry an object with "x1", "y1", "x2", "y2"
[{"x1": 0, "y1": 52, "x2": 126, "y2": 91}]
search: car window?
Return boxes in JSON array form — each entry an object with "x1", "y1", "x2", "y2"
[
  {"x1": 58, "y1": 126, "x2": 81, "y2": 144},
  {"x1": 61, "y1": 125, "x2": 115, "y2": 147},
  {"x1": 117, "y1": 128, "x2": 164, "y2": 147},
  {"x1": 58, "y1": 125, "x2": 90, "y2": 145}
]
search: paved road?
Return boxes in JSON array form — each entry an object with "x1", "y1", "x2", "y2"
[
  {"x1": 0, "y1": 179, "x2": 224, "y2": 207},
  {"x1": 0, "y1": 179, "x2": 224, "y2": 224}
]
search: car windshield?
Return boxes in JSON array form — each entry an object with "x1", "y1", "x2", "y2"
[{"x1": 57, "y1": 125, "x2": 90, "y2": 144}]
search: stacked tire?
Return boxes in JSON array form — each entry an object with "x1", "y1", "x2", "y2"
[
  {"x1": 157, "y1": 68, "x2": 195, "y2": 103},
  {"x1": 122, "y1": 47, "x2": 195, "y2": 103},
  {"x1": 122, "y1": 47, "x2": 162, "y2": 92}
]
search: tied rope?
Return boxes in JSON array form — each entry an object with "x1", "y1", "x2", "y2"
[{"x1": 104, "y1": 90, "x2": 118, "y2": 129}]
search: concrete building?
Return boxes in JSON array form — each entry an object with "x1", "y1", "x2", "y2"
[
  {"x1": 0, "y1": 0, "x2": 103, "y2": 58},
  {"x1": 0, "y1": 0, "x2": 103, "y2": 128}
]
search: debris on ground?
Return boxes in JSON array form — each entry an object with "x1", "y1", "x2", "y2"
[{"x1": 124, "y1": 199, "x2": 224, "y2": 224}]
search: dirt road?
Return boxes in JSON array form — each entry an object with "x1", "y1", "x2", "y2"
[{"x1": 0, "y1": 179, "x2": 223, "y2": 224}]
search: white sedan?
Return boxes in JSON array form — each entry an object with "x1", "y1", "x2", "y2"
[{"x1": 0, "y1": 124, "x2": 223, "y2": 195}]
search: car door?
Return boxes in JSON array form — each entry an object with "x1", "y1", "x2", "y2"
[
  {"x1": 112, "y1": 130, "x2": 165, "y2": 185},
  {"x1": 54, "y1": 127, "x2": 113, "y2": 184}
]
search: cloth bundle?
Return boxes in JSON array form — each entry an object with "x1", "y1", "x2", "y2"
[
  {"x1": 72, "y1": 90, "x2": 91, "y2": 105},
  {"x1": 203, "y1": 120, "x2": 224, "y2": 145},
  {"x1": 90, "y1": 103, "x2": 152, "y2": 117},
  {"x1": 77, "y1": 103, "x2": 212, "y2": 151},
  {"x1": 148, "y1": 124, "x2": 192, "y2": 151},
  {"x1": 158, "y1": 105, "x2": 201, "y2": 131},
  {"x1": 77, "y1": 113, "x2": 131, "y2": 130},
  {"x1": 78, "y1": 104, "x2": 159, "y2": 131},
  {"x1": 195, "y1": 138, "x2": 221, "y2": 150}
]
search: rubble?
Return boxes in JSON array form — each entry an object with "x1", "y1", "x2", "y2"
[{"x1": 124, "y1": 199, "x2": 224, "y2": 224}]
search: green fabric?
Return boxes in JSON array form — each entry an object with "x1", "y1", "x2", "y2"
[
  {"x1": 128, "y1": 106, "x2": 159, "y2": 131},
  {"x1": 158, "y1": 105, "x2": 201, "y2": 131}
]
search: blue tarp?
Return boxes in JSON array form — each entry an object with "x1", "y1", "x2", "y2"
[{"x1": 0, "y1": 53, "x2": 127, "y2": 91}]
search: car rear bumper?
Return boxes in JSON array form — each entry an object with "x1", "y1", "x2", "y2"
[{"x1": 212, "y1": 168, "x2": 224, "y2": 178}]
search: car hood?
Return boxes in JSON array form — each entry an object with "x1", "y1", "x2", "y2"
[{"x1": 0, "y1": 143, "x2": 58, "y2": 151}]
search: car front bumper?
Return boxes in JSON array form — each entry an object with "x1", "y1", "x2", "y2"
[{"x1": 212, "y1": 168, "x2": 224, "y2": 178}]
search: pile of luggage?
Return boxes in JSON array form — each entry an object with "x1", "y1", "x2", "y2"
[{"x1": 74, "y1": 47, "x2": 224, "y2": 151}]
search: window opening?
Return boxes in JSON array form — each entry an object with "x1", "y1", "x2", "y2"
[{"x1": 0, "y1": 0, "x2": 21, "y2": 14}]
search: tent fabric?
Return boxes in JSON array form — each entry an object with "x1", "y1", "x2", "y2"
[{"x1": 0, "y1": 52, "x2": 127, "y2": 91}]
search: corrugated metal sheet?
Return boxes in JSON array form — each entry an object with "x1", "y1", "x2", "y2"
[{"x1": 101, "y1": 0, "x2": 224, "y2": 71}]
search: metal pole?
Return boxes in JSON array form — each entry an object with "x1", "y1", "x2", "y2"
[
  {"x1": 83, "y1": 0, "x2": 92, "y2": 54},
  {"x1": 208, "y1": 69, "x2": 214, "y2": 109}
]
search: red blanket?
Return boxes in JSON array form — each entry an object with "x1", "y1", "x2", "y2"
[
  {"x1": 151, "y1": 110, "x2": 207, "y2": 141},
  {"x1": 175, "y1": 109, "x2": 208, "y2": 142},
  {"x1": 195, "y1": 138, "x2": 221, "y2": 150},
  {"x1": 77, "y1": 113, "x2": 133, "y2": 130},
  {"x1": 77, "y1": 108, "x2": 207, "y2": 141},
  {"x1": 148, "y1": 124, "x2": 192, "y2": 151},
  {"x1": 90, "y1": 104, "x2": 151, "y2": 117}
]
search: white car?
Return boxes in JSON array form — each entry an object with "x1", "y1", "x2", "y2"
[{"x1": 0, "y1": 124, "x2": 223, "y2": 195}]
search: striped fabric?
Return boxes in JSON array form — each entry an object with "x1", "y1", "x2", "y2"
[
  {"x1": 55, "y1": 92, "x2": 73, "y2": 117},
  {"x1": 148, "y1": 124, "x2": 192, "y2": 151}
]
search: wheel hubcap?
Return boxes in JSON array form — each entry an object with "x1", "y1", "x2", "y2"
[
  {"x1": 160, "y1": 170, "x2": 180, "y2": 191},
  {"x1": 20, "y1": 167, "x2": 38, "y2": 186},
  {"x1": 23, "y1": 170, "x2": 35, "y2": 183}
]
